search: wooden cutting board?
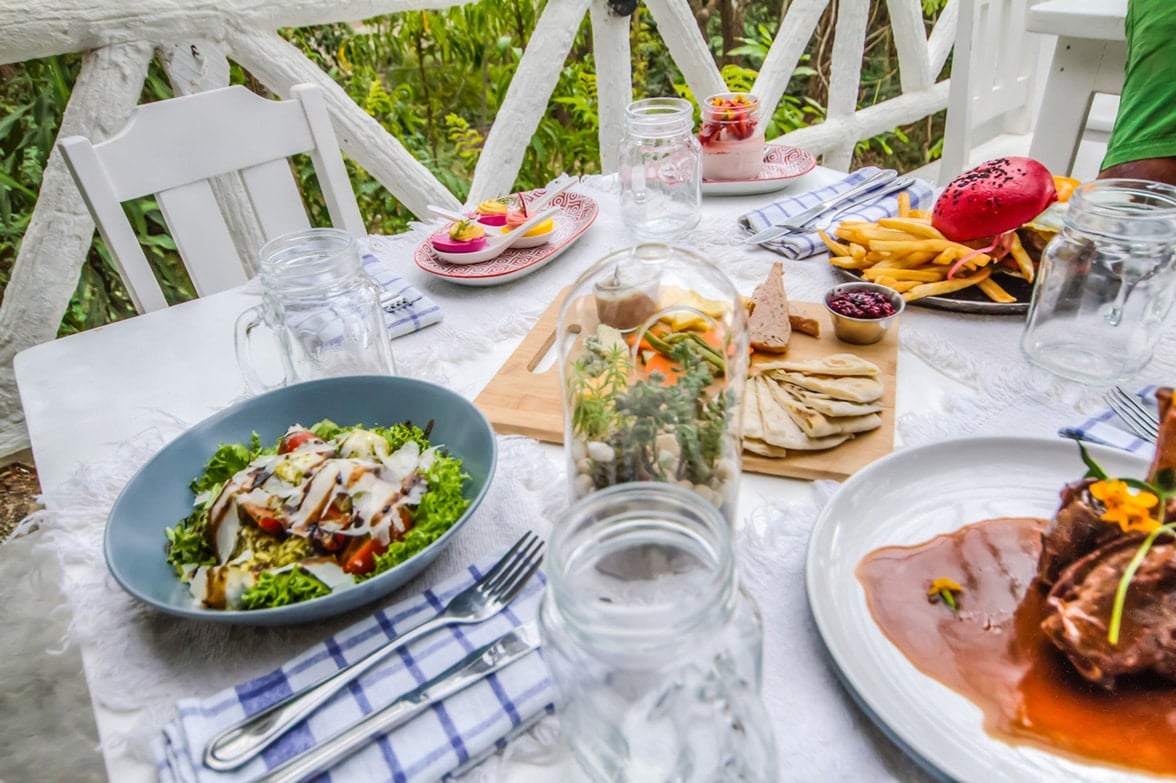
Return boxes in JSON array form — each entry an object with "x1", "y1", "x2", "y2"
[{"x1": 474, "y1": 287, "x2": 898, "y2": 481}]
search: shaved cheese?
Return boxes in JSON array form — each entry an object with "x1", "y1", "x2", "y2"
[
  {"x1": 298, "y1": 559, "x2": 356, "y2": 591},
  {"x1": 381, "y1": 440, "x2": 422, "y2": 483},
  {"x1": 338, "y1": 429, "x2": 391, "y2": 460}
]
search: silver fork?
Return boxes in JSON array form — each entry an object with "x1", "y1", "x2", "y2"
[
  {"x1": 203, "y1": 531, "x2": 545, "y2": 771},
  {"x1": 1105, "y1": 386, "x2": 1159, "y2": 442}
]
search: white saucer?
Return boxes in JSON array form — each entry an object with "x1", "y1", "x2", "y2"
[{"x1": 702, "y1": 145, "x2": 817, "y2": 197}]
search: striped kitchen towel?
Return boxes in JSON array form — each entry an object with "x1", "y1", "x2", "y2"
[
  {"x1": 155, "y1": 553, "x2": 551, "y2": 783},
  {"x1": 1058, "y1": 386, "x2": 1159, "y2": 457},
  {"x1": 740, "y1": 167, "x2": 936, "y2": 260}
]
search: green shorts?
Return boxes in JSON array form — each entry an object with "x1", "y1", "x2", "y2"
[{"x1": 1101, "y1": 1, "x2": 1176, "y2": 170}]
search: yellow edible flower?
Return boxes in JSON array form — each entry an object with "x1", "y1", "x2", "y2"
[
  {"x1": 1089, "y1": 479, "x2": 1160, "y2": 534},
  {"x1": 927, "y1": 577, "x2": 962, "y2": 612}
]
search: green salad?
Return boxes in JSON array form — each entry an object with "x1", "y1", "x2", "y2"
[{"x1": 164, "y1": 419, "x2": 470, "y2": 610}]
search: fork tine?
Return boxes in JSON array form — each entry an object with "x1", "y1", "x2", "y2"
[
  {"x1": 494, "y1": 550, "x2": 544, "y2": 606},
  {"x1": 482, "y1": 536, "x2": 543, "y2": 594},
  {"x1": 1107, "y1": 387, "x2": 1159, "y2": 441},
  {"x1": 474, "y1": 531, "x2": 536, "y2": 588},
  {"x1": 1112, "y1": 386, "x2": 1159, "y2": 437}
]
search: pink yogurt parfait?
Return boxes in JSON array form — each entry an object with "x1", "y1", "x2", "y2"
[{"x1": 698, "y1": 92, "x2": 765, "y2": 181}]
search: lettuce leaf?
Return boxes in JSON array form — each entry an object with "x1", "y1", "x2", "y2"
[{"x1": 240, "y1": 568, "x2": 331, "y2": 609}]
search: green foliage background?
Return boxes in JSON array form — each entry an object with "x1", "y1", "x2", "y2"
[{"x1": 0, "y1": 0, "x2": 947, "y2": 336}]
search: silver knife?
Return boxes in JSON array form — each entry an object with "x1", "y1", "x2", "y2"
[
  {"x1": 808, "y1": 174, "x2": 918, "y2": 229},
  {"x1": 746, "y1": 168, "x2": 898, "y2": 244},
  {"x1": 254, "y1": 621, "x2": 542, "y2": 783}
]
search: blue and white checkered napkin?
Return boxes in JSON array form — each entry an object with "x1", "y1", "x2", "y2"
[
  {"x1": 739, "y1": 167, "x2": 936, "y2": 259},
  {"x1": 1058, "y1": 386, "x2": 1159, "y2": 457},
  {"x1": 361, "y1": 252, "x2": 443, "y2": 338},
  {"x1": 155, "y1": 554, "x2": 552, "y2": 783}
]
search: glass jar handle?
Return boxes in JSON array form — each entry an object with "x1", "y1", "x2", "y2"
[{"x1": 234, "y1": 305, "x2": 289, "y2": 394}]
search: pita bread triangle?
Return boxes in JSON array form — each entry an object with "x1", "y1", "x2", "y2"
[
  {"x1": 784, "y1": 384, "x2": 883, "y2": 417},
  {"x1": 756, "y1": 353, "x2": 880, "y2": 377},
  {"x1": 767, "y1": 381, "x2": 840, "y2": 438},
  {"x1": 755, "y1": 376, "x2": 850, "y2": 451},
  {"x1": 742, "y1": 374, "x2": 767, "y2": 441},
  {"x1": 770, "y1": 370, "x2": 883, "y2": 404}
]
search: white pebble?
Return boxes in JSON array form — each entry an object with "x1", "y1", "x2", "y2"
[
  {"x1": 586, "y1": 441, "x2": 615, "y2": 462},
  {"x1": 655, "y1": 433, "x2": 679, "y2": 457},
  {"x1": 573, "y1": 474, "x2": 596, "y2": 497}
]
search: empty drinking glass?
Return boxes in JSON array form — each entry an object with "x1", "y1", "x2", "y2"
[
  {"x1": 539, "y1": 482, "x2": 777, "y2": 783},
  {"x1": 619, "y1": 98, "x2": 702, "y2": 240},
  {"x1": 1020, "y1": 179, "x2": 1176, "y2": 386},
  {"x1": 235, "y1": 228, "x2": 396, "y2": 392}
]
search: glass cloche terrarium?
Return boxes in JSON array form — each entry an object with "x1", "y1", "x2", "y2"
[{"x1": 557, "y1": 244, "x2": 749, "y2": 522}]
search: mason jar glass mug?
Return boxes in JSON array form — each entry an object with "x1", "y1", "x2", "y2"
[
  {"x1": 539, "y1": 482, "x2": 777, "y2": 783},
  {"x1": 1020, "y1": 179, "x2": 1176, "y2": 386},
  {"x1": 235, "y1": 228, "x2": 396, "y2": 392},
  {"x1": 619, "y1": 97, "x2": 702, "y2": 241}
]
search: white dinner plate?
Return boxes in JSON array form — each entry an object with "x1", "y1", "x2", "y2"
[
  {"x1": 415, "y1": 190, "x2": 599, "y2": 287},
  {"x1": 701, "y1": 144, "x2": 817, "y2": 196},
  {"x1": 806, "y1": 436, "x2": 1160, "y2": 783}
]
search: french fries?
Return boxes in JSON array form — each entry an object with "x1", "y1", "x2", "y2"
[{"x1": 820, "y1": 204, "x2": 1032, "y2": 304}]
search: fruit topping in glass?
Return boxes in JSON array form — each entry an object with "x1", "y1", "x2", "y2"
[{"x1": 698, "y1": 93, "x2": 760, "y2": 147}]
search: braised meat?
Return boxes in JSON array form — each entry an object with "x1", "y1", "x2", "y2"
[
  {"x1": 1042, "y1": 537, "x2": 1176, "y2": 688},
  {"x1": 1036, "y1": 386, "x2": 1176, "y2": 690},
  {"x1": 1036, "y1": 478, "x2": 1121, "y2": 589}
]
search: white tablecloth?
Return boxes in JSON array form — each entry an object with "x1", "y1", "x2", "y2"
[{"x1": 12, "y1": 170, "x2": 1176, "y2": 783}]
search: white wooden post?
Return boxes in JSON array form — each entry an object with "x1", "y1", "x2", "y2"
[
  {"x1": 823, "y1": 0, "x2": 870, "y2": 171},
  {"x1": 467, "y1": 0, "x2": 593, "y2": 203},
  {"x1": 0, "y1": 42, "x2": 154, "y2": 453},
  {"x1": 590, "y1": 0, "x2": 634, "y2": 175}
]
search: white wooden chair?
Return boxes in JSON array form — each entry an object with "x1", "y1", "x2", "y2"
[
  {"x1": 1025, "y1": 0, "x2": 1127, "y2": 178},
  {"x1": 58, "y1": 83, "x2": 364, "y2": 313},
  {"x1": 935, "y1": 0, "x2": 1041, "y2": 184}
]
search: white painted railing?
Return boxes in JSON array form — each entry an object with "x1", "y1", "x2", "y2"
[{"x1": 0, "y1": 0, "x2": 1039, "y2": 454}]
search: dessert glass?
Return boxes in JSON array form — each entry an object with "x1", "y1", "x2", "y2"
[{"x1": 699, "y1": 92, "x2": 765, "y2": 181}]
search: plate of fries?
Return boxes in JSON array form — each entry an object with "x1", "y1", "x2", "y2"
[{"x1": 821, "y1": 193, "x2": 1035, "y2": 314}]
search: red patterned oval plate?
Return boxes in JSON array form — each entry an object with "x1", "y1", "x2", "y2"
[
  {"x1": 415, "y1": 190, "x2": 599, "y2": 287},
  {"x1": 702, "y1": 145, "x2": 817, "y2": 197}
]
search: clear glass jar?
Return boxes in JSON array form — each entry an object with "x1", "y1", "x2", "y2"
[
  {"x1": 619, "y1": 98, "x2": 702, "y2": 241},
  {"x1": 557, "y1": 244, "x2": 749, "y2": 523},
  {"x1": 539, "y1": 482, "x2": 777, "y2": 783},
  {"x1": 235, "y1": 228, "x2": 396, "y2": 392},
  {"x1": 699, "y1": 92, "x2": 765, "y2": 181},
  {"x1": 1020, "y1": 179, "x2": 1176, "y2": 386}
]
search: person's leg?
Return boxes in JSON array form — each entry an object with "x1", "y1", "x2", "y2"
[{"x1": 1098, "y1": 1, "x2": 1176, "y2": 184}]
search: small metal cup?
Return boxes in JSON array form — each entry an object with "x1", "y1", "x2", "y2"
[{"x1": 824, "y1": 282, "x2": 904, "y2": 345}]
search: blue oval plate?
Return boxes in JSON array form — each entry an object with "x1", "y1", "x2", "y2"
[{"x1": 104, "y1": 375, "x2": 497, "y2": 625}]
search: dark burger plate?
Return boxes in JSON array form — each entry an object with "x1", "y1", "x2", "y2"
[{"x1": 835, "y1": 267, "x2": 1032, "y2": 315}]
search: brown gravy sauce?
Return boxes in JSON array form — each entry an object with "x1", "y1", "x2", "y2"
[{"x1": 857, "y1": 516, "x2": 1176, "y2": 777}]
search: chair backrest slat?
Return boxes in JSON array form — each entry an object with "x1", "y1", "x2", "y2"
[
  {"x1": 157, "y1": 181, "x2": 250, "y2": 296},
  {"x1": 59, "y1": 83, "x2": 360, "y2": 313},
  {"x1": 240, "y1": 160, "x2": 312, "y2": 242}
]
